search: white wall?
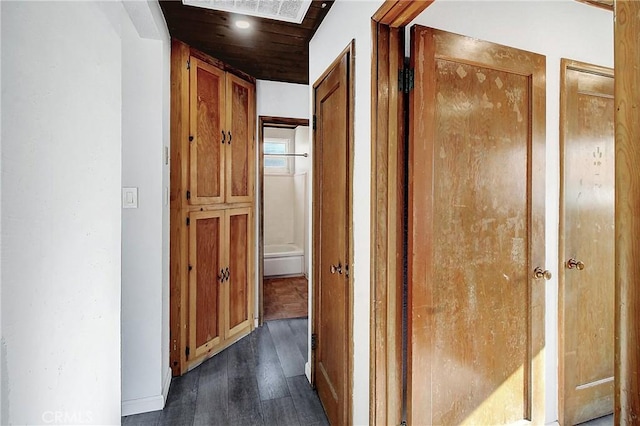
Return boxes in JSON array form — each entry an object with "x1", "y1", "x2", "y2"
[
  {"x1": 410, "y1": 2, "x2": 613, "y2": 422},
  {"x1": 1, "y1": 2, "x2": 123, "y2": 424},
  {"x1": 309, "y1": 1, "x2": 384, "y2": 423},
  {"x1": 264, "y1": 175, "x2": 296, "y2": 245},
  {"x1": 121, "y1": 0, "x2": 171, "y2": 416},
  {"x1": 294, "y1": 126, "x2": 310, "y2": 273},
  {"x1": 256, "y1": 80, "x2": 310, "y2": 119}
]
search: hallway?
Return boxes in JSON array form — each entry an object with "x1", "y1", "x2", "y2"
[{"x1": 123, "y1": 318, "x2": 327, "y2": 425}]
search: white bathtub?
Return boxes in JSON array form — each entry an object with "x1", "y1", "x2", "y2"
[{"x1": 264, "y1": 243, "x2": 305, "y2": 277}]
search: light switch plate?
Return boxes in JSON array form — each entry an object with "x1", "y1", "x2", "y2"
[{"x1": 122, "y1": 187, "x2": 138, "y2": 209}]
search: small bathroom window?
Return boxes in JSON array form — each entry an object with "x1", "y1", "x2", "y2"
[{"x1": 264, "y1": 138, "x2": 294, "y2": 174}]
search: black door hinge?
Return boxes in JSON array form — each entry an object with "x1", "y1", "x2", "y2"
[
  {"x1": 312, "y1": 115, "x2": 317, "y2": 130},
  {"x1": 185, "y1": 346, "x2": 190, "y2": 359},
  {"x1": 399, "y1": 68, "x2": 414, "y2": 94},
  {"x1": 311, "y1": 333, "x2": 317, "y2": 350},
  {"x1": 186, "y1": 217, "x2": 190, "y2": 226},
  {"x1": 186, "y1": 190, "x2": 191, "y2": 200},
  {"x1": 187, "y1": 59, "x2": 191, "y2": 70}
]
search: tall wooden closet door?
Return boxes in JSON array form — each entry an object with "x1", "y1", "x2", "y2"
[
  {"x1": 560, "y1": 61, "x2": 615, "y2": 425},
  {"x1": 408, "y1": 26, "x2": 547, "y2": 425},
  {"x1": 224, "y1": 207, "x2": 253, "y2": 339},
  {"x1": 189, "y1": 210, "x2": 224, "y2": 359},
  {"x1": 225, "y1": 74, "x2": 254, "y2": 204},
  {"x1": 189, "y1": 57, "x2": 226, "y2": 205}
]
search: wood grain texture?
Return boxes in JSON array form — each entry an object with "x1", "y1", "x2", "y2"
[
  {"x1": 226, "y1": 74, "x2": 255, "y2": 203},
  {"x1": 225, "y1": 208, "x2": 254, "y2": 341},
  {"x1": 124, "y1": 318, "x2": 327, "y2": 426},
  {"x1": 190, "y1": 212, "x2": 223, "y2": 356},
  {"x1": 159, "y1": 1, "x2": 335, "y2": 84},
  {"x1": 190, "y1": 57, "x2": 225, "y2": 205},
  {"x1": 372, "y1": 0, "x2": 434, "y2": 28},
  {"x1": 369, "y1": 21, "x2": 404, "y2": 426},
  {"x1": 614, "y1": 1, "x2": 640, "y2": 423},
  {"x1": 408, "y1": 26, "x2": 546, "y2": 425},
  {"x1": 576, "y1": 0, "x2": 614, "y2": 11},
  {"x1": 559, "y1": 59, "x2": 615, "y2": 425},
  {"x1": 263, "y1": 276, "x2": 308, "y2": 321},
  {"x1": 170, "y1": 39, "x2": 191, "y2": 376},
  {"x1": 369, "y1": 3, "x2": 436, "y2": 424},
  {"x1": 312, "y1": 41, "x2": 354, "y2": 426}
]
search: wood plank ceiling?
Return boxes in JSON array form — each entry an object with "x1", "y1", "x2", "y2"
[{"x1": 160, "y1": 0, "x2": 334, "y2": 84}]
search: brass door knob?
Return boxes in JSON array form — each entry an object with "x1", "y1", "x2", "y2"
[
  {"x1": 533, "y1": 267, "x2": 552, "y2": 280},
  {"x1": 330, "y1": 262, "x2": 343, "y2": 275},
  {"x1": 566, "y1": 258, "x2": 585, "y2": 270}
]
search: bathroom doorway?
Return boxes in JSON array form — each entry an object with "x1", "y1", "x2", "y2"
[{"x1": 258, "y1": 116, "x2": 311, "y2": 324}]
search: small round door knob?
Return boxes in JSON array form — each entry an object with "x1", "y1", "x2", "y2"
[
  {"x1": 533, "y1": 267, "x2": 552, "y2": 280},
  {"x1": 566, "y1": 258, "x2": 585, "y2": 270}
]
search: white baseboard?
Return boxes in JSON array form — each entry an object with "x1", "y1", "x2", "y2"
[
  {"x1": 305, "y1": 362, "x2": 311, "y2": 383},
  {"x1": 162, "y1": 367, "x2": 172, "y2": 404},
  {"x1": 121, "y1": 368, "x2": 172, "y2": 417}
]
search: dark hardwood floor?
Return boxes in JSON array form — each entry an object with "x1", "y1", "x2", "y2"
[{"x1": 122, "y1": 318, "x2": 327, "y2": 426}]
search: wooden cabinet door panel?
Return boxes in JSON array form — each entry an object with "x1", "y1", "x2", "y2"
[
  {"x1": 224, "y1": 207, "x2": 253, "y2": 339},
  {"x1": 408, "y1": 26, "x2": 546, "y2": 425},
  {"x1": 189, "y1": 210, "x2": 224, "y2": 359},
  {"x1": 225, "y1": 74, "x2": 254, "y2": 204},
  {"x1": 190, "y1": 57, "x2": 225, "y2": 205},
  {"x1": 560, "y1": 62, "x2": 615, "y2": 425}
]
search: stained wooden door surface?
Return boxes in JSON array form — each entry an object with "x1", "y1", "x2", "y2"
[
  {"x1": 226, "y1": 74, "x2": 254, "y2": 204},
  {"x1": 408, "y1": 26, "x2": 546, "y2": 425},
  {"x1": 560, "y1": 63, "x2": 615, "y2": 425},
  {"x1": 190, "y1": 57, "x2": 225, "y2": 205},
  {"x1": 189, "y1": 210, "x2": 224, "y2": 359},
  {"x1": 313, "y1": 52, "x2": 350, "y2": 426},
  {"x1": 225, "y1": 207, "x2": 253, "y2": 340}
]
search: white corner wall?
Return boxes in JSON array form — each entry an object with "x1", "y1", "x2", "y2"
[
  {"x1": 309, "y1": 1, "x2": 384, "y2": 423},
  {"x1": 409, "y1": 2, "x2": 613, "y2": 423},
  {"x1": 1, "y1": 2, "x2": 123, "y2": 424},
  {"x1": 121, "y1": 0, "x2": 171, "y2": 416}
]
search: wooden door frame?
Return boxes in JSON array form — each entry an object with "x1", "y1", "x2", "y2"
[
  {"x1": 558, "y1": 58, "x2": 614, "y2": 425},
  {"x1": 369, "y1": 0, "x2": 640, "y2": 424},
  {"x1": 311, "y1": 40, "x2": 355, "y2": 424},
  {"x1": 257, "y1": 115, "x2": 309, "y2": 326}
]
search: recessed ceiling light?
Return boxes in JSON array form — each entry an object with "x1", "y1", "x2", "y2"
[
  {"x1": 321, "y1": 3, "x2": 327, "y2": 8},
  {"x1": 235, "y1": 20, "x2": 251, "y2": 29}
]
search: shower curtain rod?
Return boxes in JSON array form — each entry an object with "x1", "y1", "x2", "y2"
[{"x1": 263, "y1": 153, "x2": 308, "y2": 158}]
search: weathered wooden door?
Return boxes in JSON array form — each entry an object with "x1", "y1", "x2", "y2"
[
  {"x1": 189, "y1": 57, "x2": 225, "y2": 205},
  {"x1": 408, "y1": 26, "x2": 547, "y2": 425},
  {"x1": 225, "y1": 74, "x2": 255, "y2": 204},
  {"x1": 559, "y1": 60, "x2": 614, "y2": 425},
  {"x1": 224, "y1": 207, "x2": 253, "y2": 340},
  {"x1": 189, "y1": 210, "x2": 224, "y2": 359},
  {"x1": 313, "y1": 47, "x2": 352, "y2": 425}
]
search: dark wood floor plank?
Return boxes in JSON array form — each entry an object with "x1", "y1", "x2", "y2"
[
  {"x1": 252, "y1": 324, "x2": 292, "y2": 401},
  {"x1": 122, "y1": 410, "x2": 161, "y2": 426},
  {"x1": 268, "y1": 320, "x2": 306, "y2": 377},
  {"x1": 287, "y1": 375, "x2": 329, "y2": 425},
  {"x1": 121, "y1": 319, "x2": 322, "y2": 426},
  {"x1": 158, "y1": 369, "x2": 200, "y2": 426},
  {"x1": 287, "y1": 318, "x2": 308, "y2": 362},
  {"x1": 194, "y1": 351, "x2": 229, "y2": 426},
  {"x1": 228, "y1": 376, "x2": 263, "y2": 421},
  {"x1": 227, "y1": 334, "x2": 256, "y2": 379},
  {"x1": 262, "y1": 396, "x2": 301, "y2": 426}
]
